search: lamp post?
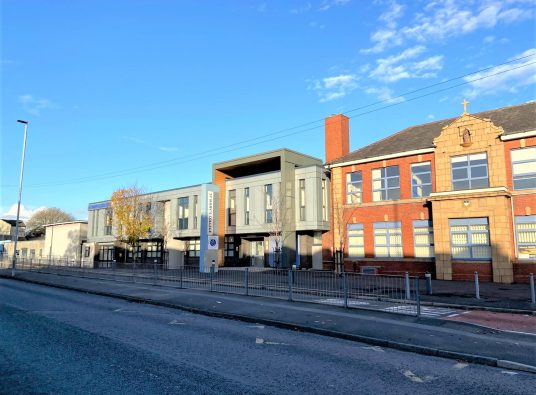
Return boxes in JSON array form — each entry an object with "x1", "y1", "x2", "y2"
[{"x1": 11, "y1": 119, "x2": 29, "y2": 277}]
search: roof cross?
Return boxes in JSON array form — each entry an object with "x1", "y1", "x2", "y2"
[{"x1": 462, "y1": 99, "x2": 469, "y2": 114}]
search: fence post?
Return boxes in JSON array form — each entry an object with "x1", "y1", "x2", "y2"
[
  {"x1": 425, "y1": 272, "x2": 432, "y2": 295},
  {"x1": 210, "y1": 263, "x2": 215, "y2": 292},
  {"x1": 288, "y1": 270, "x2": 293, "y2": 302},
  {"x1": 245, "y1": 268, "x2": 249, "y2": 296},
  {"x1": 415, "y1": 276, "x2": 421, "y2": 318},
  {"x1": 530, "y1": 273, "x2": 535, "y2": 304},
  {"x1": 405, "y1": 272, "x2": 411, "y2": 300},
  {"x1": 343, "y1": 272, "x2": 348, "y2": 308},
  {"x1": 474, "y1": 271, "x2": 480, "y2": 300}
]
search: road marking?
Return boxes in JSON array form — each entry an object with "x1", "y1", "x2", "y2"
[
  {"x1": 255, "y1": 338, "x2": 287, "y2": 345},
  {"x1": 501, "y1": 371, "x2": 518, "y2": 376},
  {"x1": 384, "y1": 306, "x2": 459, "y2": 317},
  {"x1": 168, "y1": 320, "x2": 185, "y2": 325},
  {"x1": 113, "y1": 308, "x2": 123, "y2": 312},
  {"x1": 402, "y1": 370, "x2": 435, "y2": 383},
  {"x1": 453, "y1": 362, "x2": 468, "y2": 370},
  {"x1": 256, "y1": 338, "x2": 264, "y2": 344},
  {"x1": 362, "y1": 346, "x2": 385, "y2": 353},
  {"x1": 248, "y1": 325, "x2": 265, "y2": 329}
]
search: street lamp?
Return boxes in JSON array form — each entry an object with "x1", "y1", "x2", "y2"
[{"x1": 11, "y1": 119, "x2": 29, "y2": 277}]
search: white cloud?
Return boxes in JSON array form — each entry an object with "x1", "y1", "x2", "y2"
[
  {"x1": 1, "y1": 204, "x2": 46, "y2": 221},
  {"x1": 290, "y1": 2, "x2": 312, "y2": 14},
  {"x1": 311, "y1": 74, "x2": 359, "y2": 102},
  {"x1": 368, "y1": 46, "x2": 443, "y2": 83},
  {"x1": 18, "y1": 94, "x2": 57, "y2": 116},
  {"x1": 157, "y1": 146, "x2": 179, "y2": 152},
  {"x1": 121, "y1": 136, "x2": 145, "y2": 144},
  {"x1": 318, "y1": 0, "x2": 351, "y2": 12},
  {"x1": 361, "y1": 0, "x2": 534, "y2": 54},
  {"x1": 463, "y1": 48, "x2": 536, "y2": 98},
  {"x1": 364, "y1": 86, "x2": 405, "y2": 103}
]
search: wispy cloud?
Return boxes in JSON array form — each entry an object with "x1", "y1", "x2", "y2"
[
  {"x1": 368, "y1": 46, "x2": 443, "y2": 83},
  {"x1": 157, "y1": 146, "x2": 179, "y2": 152},
  {"x1": 364, "y1": 86, "x2": 405, "y2": 103},
  {"x1": 311, "y1": 74, "x2": 359, "y2": 102},
  {"x1": 121, "y1": 136, "x2": 146, "y2": 144},
  {"x1": 463, "y1": 48, "x2": 536, "y2": 98},
  {"x1": 318, "y1": 0, "x2": 351, "y2": 12},
  {"x1": 18, "y1": 94, "x2": 58, "y2": 116},
  {"x1": 361, "y1": 0, "x2": 534, "y2": 54},
  {"x1": 290, "y1": 2, "x2": 312, "y2": 14}
]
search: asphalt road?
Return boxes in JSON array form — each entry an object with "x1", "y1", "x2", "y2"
[{"x1": 1, "y1": 279, "x2": 534, "y2": 395}]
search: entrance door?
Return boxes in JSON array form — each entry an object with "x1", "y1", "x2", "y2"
[{"x1": 250, "y1": 241, "x2": 264, "y2": 267}]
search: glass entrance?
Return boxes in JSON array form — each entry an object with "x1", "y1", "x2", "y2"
[{"x1": 250, "y1": 241, "x2": 264, "y2": 267}]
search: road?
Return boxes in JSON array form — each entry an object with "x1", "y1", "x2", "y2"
[{"x1": 1, "y1": 279, "x2": 534, "y2": 394}]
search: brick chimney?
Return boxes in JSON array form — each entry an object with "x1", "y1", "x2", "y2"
[{"x1": 325, "y1": 114, "x2": 349, "y2": 163}]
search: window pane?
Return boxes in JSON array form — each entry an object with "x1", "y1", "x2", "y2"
[
  {"x1": 453, "y1": 180, "x2": 470, "y2": 190},
  {"x1": 471, "y1": 178, "x2": 488, "y2": 189},
  {"x1": 514, "y1": 178, "x2": 536, "y2": 190},
  {"x1": 472, "y1": 246, "x2": 491, "y2": 259},
  {"x1": 452, "y1": 168, "x2": 468, "y2": 180},
  {"x1": 386, "y1": 166, "x2": 399, "y2": 177},
  {"x1": 471, "y1": 166, "x2": 487, "y2": 178},
  {"x1": 452, "y1": 246, "x2": 471, "y2": 259}
]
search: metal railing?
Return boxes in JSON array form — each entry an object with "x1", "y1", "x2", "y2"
[{"x1": 1, "y1": 256, "x2": 425, "y2": 316}]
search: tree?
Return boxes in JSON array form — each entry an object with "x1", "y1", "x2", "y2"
[
  {"x1": 331, "y1": 188, "x2": 358, "y2": 274},
  {"x1": 26, "y1": 207, "x2": 75, "y2": 238},
  {"x1": 110, "y1": 186, "x2": 152, "y2": 264},
  {"x1": 265, "y1": 191, "x2": 293, "y2": 268}
]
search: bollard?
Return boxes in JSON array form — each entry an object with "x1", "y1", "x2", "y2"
[
  {"x1": 530, "y1": 273, "x2": 535, "y2": 304},
  {"x1": 343, "y1": 272, "x2": 348, "y2": 308},
  {"x1": 245, "y1": 268, "x2": 249, "y2": 296},
  {"x1": 474, "y1": 271, "x2": 480, "y2": 300},
  {"x1": 210, "y1": 263, "x2": 215, "y2": 292},
  {"x1": 288, "y1": 270, "x2": 293, "y2": 302},
  {"x1": 425, "y1": 272, "x2": 432, "y2": 295},
  {"x1": 180, "y1": 267, "x2": 183, "y2": 289},
  {"x1": 405, "y1": 272, "x2": 411, "y2": 300},
  {"x1": 415, "y1": 276, "x2": 421, "y2": 318}
]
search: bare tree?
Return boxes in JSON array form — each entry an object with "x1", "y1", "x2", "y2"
[
  {"x1": 26, "y1": 207, "x2": 75, "y2": 238},
  {"x1": 265, "y1": 191, "x2": 294, "y2": 268},
  {"x1": 331, "y1": 190, "x2": 358, "y2": 273}
]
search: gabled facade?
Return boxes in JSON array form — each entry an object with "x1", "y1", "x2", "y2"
[{"x1": 324, "y1": 102, "x2": 536, "y2": 283}]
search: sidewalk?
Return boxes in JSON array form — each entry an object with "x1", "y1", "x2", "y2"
[
  {"x1": 420, "y1": 279, "x2": 535, "y2": 311},
  {"x1": 2, "y1": 269, "x2": 535, "y2": 373}
]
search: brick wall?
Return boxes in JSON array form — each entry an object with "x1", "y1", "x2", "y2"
[{"x1": 513, "y1": 261, "x2": 536, "y2": 284}]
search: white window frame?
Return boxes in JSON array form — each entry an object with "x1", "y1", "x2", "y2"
[
  {"x1": 373, "y1": 222, "x2": 403, "y2": 258},
  {"x1": 411, "y1": 162, "x2": 432, "y2": 198},
  {"x1": 511, "y1": 147, "x2": 536, "y2": 190},
  {"x1": 413, "y1": 220, "x2": 434, "y2": 258},
  {"x1": 372, "y1": 166, "x2": 400, "y2": 202},
  {"x1": 451, "y1": 153, "x2": 489, "y2": 191},
  {"x1": 515, "y1": 215, "x2": 536, "y2": 260},
  {"x1": 449, "y1": 217, "x2": 491, "y2": 260},
  {"x1": 347, "y1": 224, "x2": 364, "y2": 258},
  {"x1": 346, "y1": 171, "x2": 362, "y2": 204}
]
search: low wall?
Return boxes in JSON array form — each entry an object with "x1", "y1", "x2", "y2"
[
  {"x1": 343, "y1": 259, "x2": 435, "y2": 278},
  {"x1": 513, "y1": 261, "x2": 536, "y2": 284},
  {"x1": 452, "y1": 261, "x2": 493, "y2": 282}
]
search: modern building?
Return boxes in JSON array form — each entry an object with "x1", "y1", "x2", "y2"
[
  {"x1": 85, "y1": 149, "x2": 330, "y2": 269},
  {"x1": 0, "y1": 219, "x2": 26, "y2": 241},
  {"x1": 323, "y1": 101, "x2": 536, "y2": 283},
  {"x1": 2, "y1": 221, "x2": 87, "y2": 262},
  {"x1": 213, "y1": 149, "x2": 330, "y2": 269}
]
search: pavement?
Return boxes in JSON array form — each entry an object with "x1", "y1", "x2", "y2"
[{"x1": 1, "y1": 269, "x2": 535, "y2": 374}]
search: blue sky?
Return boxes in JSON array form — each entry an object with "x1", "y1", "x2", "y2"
[{"x1": 1, "y1": 0, "x2": 535, "y2": 220}]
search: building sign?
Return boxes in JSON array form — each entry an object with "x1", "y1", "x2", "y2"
[
  {"x1": 207, "y1": 191, "x2": 214, "y2": 235},
  {"x1": 208, "y1": 236, "x2": 218, "y2": 250}
]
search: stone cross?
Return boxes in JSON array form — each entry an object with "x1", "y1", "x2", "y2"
[{"x1": 462, "y1": 99, "x2": 469, "y2": 114}]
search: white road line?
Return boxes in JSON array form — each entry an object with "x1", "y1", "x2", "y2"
[
  {"x1": 453, "y1": 362, "x2": 468, "y2": 369},
  {"x1": 168, "y1": 320, "x2": 185, "y2": 325},
  {"x1": 362, "y1": 346, "x2": 385, "y2": 353}
]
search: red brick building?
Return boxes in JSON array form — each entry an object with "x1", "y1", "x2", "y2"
[{"x1": 323, "y1": 101, "x2": 536, "y2": 283}]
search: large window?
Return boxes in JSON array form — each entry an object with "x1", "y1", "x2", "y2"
[
  {"x1": 511, "y1": 147, "x2": 536, "y2": 190},
  {"x1": 411, "y1": 162, "x2": 432, "y2": 198},
  {"x1": 228, "y1": 190, "x2": 236, "y2": 226},
  {"x1": 515, "y1": 216, "x2": 536, "y2": 260},
  {"x1": 451, "y1": 153, "x2": 488, "y2": 190},
  {"x1": 193, "y1": 195, "x2": 199, "y2": 229},
  {"x1": 373, "y1": 222, "x2": 402, "y2": 257},
  {"x1": 265, "y1": 184, "x2": 273, "y2": 223},
  {"x1": 104, "y1": 208, "x2": 113, "y2": 236},
  {"x1": 299, "y1": 179, "x2": 306, "y2": 221},
  {"x1": 347, "y1": 224, "x2": 364, "y2": 258},
  {"x1": 99, "y1": 245, "x2": 114, "y2": 262},
  {"x1": 322, "y1": 179, "x2": 328, "y2": 221},
  {"x1": 187, "y1": 238, "x2": 200, "y2": 257},
  {"x1": 413, "y1": 220, "x2": 434, "y2": 258},
  {"x1": 178, "y1": 197, "x2": 189, "y2": 230},
  {"x1": 224, "y1": 236, "x2": 235, "y2": 257},
  {"x1": 449, "y1": 218, "x2": 491, "y2": 260},
  {"x1": 244, "y1": 188, "x2": 250, "y2": 225},
  {"x1": 146, "y1": 242, "x2": 161, "y2": 259},
  {"x1": 346, "y1": 171, "x2": 362, "y2": 204},
  {"x1": 372, "y1": 166, "x2": 400, "y2": 201}
]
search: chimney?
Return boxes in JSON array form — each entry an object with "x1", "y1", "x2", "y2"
[{"x1": 325, "y1": 114, "x2": 349, "y2": 163}]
